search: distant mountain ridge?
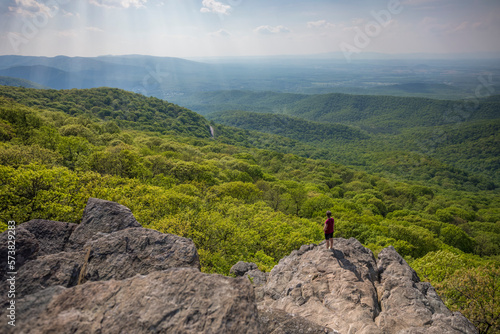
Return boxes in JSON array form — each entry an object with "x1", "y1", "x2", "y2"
[
  {"x1": 0, "y1": 76, "x2": 48, "y2": 89},
  {"x1": 2, "y1": 55, "x2": 498, "y2": 99},
  {"x1": 173, "y1": 90, "x2": 499, "y2": 133},
  {"x1": 207, "y1": 110, "x2": 370, "y2": 143},
  {"x1": 0, "y1": 55, "x2": 213, "y2": 93}
]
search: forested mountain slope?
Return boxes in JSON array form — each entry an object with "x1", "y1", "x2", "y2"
[
  {"x1": 0, "y1": 86, "x2": 212, "y2": 137},
  {"x1": 173, "y1": 90, "x2": 498, "y2": 130},
  {"x1": 0, "y1": 85, "x2": 498, "y2": 330},
  {"x1": 180, "y1": 90, "x2": 500, "y2": 186},
  {"x1": 0, "y1": 76, "x2": 47, "y2": 89},
  {"x1": 207, "y1": 110, "x2": 370, "y2": 143}
]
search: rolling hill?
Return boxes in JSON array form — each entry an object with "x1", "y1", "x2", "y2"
[
  {"x1": 207, "y1": 110, "x2": 369, "y2": 143},
  {"x1": 0, "y1": 76, "x2": 48, "y2": 89},
  {"x1": 175, "y1": 90, "x2": 500, "y2": 185},
  {"x1": 0, "y1": 85, "x2": 212, "y2": 138},
  {"x1": 173, "y1": 90, "x2": 499, "y2": 131}
]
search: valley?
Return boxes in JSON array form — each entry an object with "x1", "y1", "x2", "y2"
[{"x1": 0, "y1": 54, "x2": 498, "y2": 331}]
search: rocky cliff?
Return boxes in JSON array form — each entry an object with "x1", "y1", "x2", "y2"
[{"x1": 0, "y1": 198, "x2": 477, "y2": 334}]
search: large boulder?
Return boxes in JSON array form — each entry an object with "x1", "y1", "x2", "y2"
[
  {"x1": 231, "y1": 261, "x2": 268, "y2": 286},
  {"x1": 21, "y1": 219, "x2": 77, "y2": 256},
  {"x1": 260, "y1": 238, "x2": 381, "y2": 333},
  {"x1": 0, "y1": 227, "x2": 38, "y2": 280},
  {"x1": 375, "y1": 246, "x2": 477, "y2": 334},
  {"x1": 258, "y1": 238, "x2": 477, "y2": 334},
  {"x1": 5, "y1": 251, "x2": 85, "y2": 301},
  {"x1": 80, "y1": 227, "x2": 200, "y2": 283},
  {"x1": 2, "y1": 268, "x2": 262, "y2": 334},
  {"x1": 66, "y1": 198, "x2": 142, "y2": 251},
  {"x1": 0, "y1": 198, "x2": 200, "y2": 301},
  {"x1": 231, "y1": 261, "x2": 259, "y2": 276},
  {"x1": 1, "y1": 226, "x2": 200, "y2": 301}
]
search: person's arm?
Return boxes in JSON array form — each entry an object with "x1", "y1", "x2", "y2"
[{"x1": 323, "y1": 220, "x2": 327, "y2": 232}]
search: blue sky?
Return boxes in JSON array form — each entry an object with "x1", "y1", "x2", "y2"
[{"x1": 1, "y1": 0, "x2": 499, "y2": 57}]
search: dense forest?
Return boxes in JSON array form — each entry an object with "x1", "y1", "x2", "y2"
[
  {"x1": 0, "y1": 86, "x2": 499, "y2": 332},
  {"x1": 198, "y1": 91, "x2": 500, "y2": 187}
]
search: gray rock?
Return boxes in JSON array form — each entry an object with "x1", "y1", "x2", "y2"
[
  {"x1": 1, "y1": 268, "x2": 262, "y2": 334},
  {"x1": 20, "y1": 219, "x2": 77, "y2": 256},
  {"x1": 231, "y1": 261, "x2": 268, "y2": 286},
  {"x1": 0, "y1": 227, "x2": 39, "y2": 280},
  {"x1": 1, "y1": 227, "x2": 200, "y2": 303},
  {"x1": 375, "y1": 246, "x2": 477, "y2": 334},
  {"x1": 258, "y1": 239, "x2": 477, "y2": 334},
  {"x1": 246, "y1": 269, "x2": 268, "y2": 286},
  {"x1": 231, "y1": 261, "x2": 259, "y2": 276},
  {"x1": 80, "y1": 227, "x2": 200, "y2": 283},
  {"x1": 13, "y1": 252, "x2": 84, "y2": 299},
  {"x1": 13, "y1": 285, "x2": 67, "y2": 329},
  {"x1": 0, "y1": 250, "x2": 83, "y2": 309},
  {"x1": 260, "y1": 238, "x2": 381, "y2": 333},
  {"x1": 259, "y1": 306, "x2": 338, "y2": 334},
  {"x1": 66, "y1": 197, "x2": 142, "y2": 251}
]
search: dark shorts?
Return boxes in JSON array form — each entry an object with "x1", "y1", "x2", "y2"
[{"x1": 325, "y1": 232, "x2": 333, "y2": 240}]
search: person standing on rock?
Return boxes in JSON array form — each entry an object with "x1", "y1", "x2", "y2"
[{"x1": 324, "y1": 210, "x2": 335, "y2": 250}]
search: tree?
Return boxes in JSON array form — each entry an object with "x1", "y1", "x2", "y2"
[
  {"x1": 445, "y1": 266, "x2": 500, "y2": 334},
  {"x1": 283, "y1": 182, "x2": 307, "y2": 216},
  {"x1": 300, "y1": 194, "x2": 336, "y2": 218},
  {"x1": 211, "y1": 181, "x2": 262, "y2": 204},
  {"x1": 256, "y1": 180, "x2": 287, "y2": 211},
  {"x1": 440, "y1": 224, "x2": 476, "y2": 253}
]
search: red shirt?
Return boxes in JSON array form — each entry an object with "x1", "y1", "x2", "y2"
[{"x1": 324, "y1": 217, "x2": 334, "y2": 234}]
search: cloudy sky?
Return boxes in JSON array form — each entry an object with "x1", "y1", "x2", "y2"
[{"x1": 1, "y1": 0, "x2": 499, "y2": 58}]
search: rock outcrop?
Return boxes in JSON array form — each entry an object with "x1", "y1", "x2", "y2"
[
  {"x1": 231, "y1": 261, "x2": 268, "y2": 286},
  {"x1": 0, "y1": 198, "x2": 478, "y2": 334},
  {"x1": 1, "y1": 198, "x2": 259, "y2": 334},
  {"x1": 11, "y1": 268, "x2": 260, "y2": 333},
  {"x1": 66, "y1": 197, "x2": 142, "y2": 251},
  {"x1": 0, "y1": 227, "x2": 38, "y2": 280},
  {"x1": 19, "y1": 219, "x2": 77, "y2": 256},
  {"x1": 257, "y1": 239, "x2": 477, "y2": 334}
]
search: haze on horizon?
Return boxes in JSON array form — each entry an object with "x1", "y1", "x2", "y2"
[{"x1": 0, "y1": 0, "x2": 500, "y2": 59}]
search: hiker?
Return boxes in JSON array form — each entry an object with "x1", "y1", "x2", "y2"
[{"x1": 324, "y1": 210, "x2": 334, "y2": 250}]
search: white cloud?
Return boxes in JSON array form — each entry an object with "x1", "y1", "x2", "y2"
[
  {"x1": 89, "y1": 0, "x2": 147, "y2": 9},
  {"x1": 419, "y1": 17, "x2": 470, "y2": 35},
  {"x1": 307, "y1": 20, "x2": 335, "y2": 29},
  {"x1": 62, "y1": 9, "x2": 77, "y2": 17},
  {"x1": 254, "y1": 25, "x2": 291, "y2": 35},
  {"x1": 86, "y1": 26, "x2": 104, "y2": 33},
  {"x1": 200, "y1": 0, "x2": 231, "y2": 15},
  {"x1": 8, "y1": 0, "x2": 54, "y2": 17},
  {"x1": 208, "y1": 29, "x2": 231, "y2": 38},
  {"x1": 58, "y1": 29, "x2": 78, "y2": 38},
  {"x1": 351, "y1": 18, "x2": 365, "y2": 26}
]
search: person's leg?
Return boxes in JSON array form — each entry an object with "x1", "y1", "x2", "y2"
[{"x1": 326, "y1": 234, "x2": 333, "y2": 249}]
